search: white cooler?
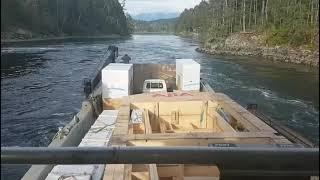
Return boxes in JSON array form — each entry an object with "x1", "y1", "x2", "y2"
[
  {"x1": 176, "y1": 59, "x2": 200, "y2": 91},
  {"x1": 101, "y1": 63, "x2": 133, "y2": 99}
]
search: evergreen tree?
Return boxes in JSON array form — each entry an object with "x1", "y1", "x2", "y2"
[
  {"x1": 175, "y1": 0, "x2": 319, "y2": 48},
  {"x1": 1, "y1": 0, "x2": 132, "y2": 36}
]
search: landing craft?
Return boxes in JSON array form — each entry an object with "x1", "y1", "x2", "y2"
[{"x1": 1, "y1": 46, "x2": 318, "y2": 180}]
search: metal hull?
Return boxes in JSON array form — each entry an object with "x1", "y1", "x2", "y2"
[{"x1": 15, "y1": 46, "x2": 316, "y2": 180}]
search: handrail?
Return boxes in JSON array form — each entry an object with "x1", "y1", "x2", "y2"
[{"x1": 1, "y1": 146, "x2": 318, "y2": 176}]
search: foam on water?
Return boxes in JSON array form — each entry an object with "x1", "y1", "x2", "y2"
[
  {"x1": 1, "y1": 47, "x2": 59, "y2": 53},
  {"x1": 51, "y1": 112, "x2": 72, "y2": 117}
]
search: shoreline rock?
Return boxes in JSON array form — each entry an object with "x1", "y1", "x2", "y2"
[
  {"x1": 196, "y1": 33, "x2": 319, "y2": 67},
  {"x1": 1, "y1": 26, "x2": 129, "y2": 45},
  {"x1": 195, "y1": 47, "x2": 319, "y2": 67},
  {"x1": 1, "y1": 34, "x2": 128, "y2": 47}
]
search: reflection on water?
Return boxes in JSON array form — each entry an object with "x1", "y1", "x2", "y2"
[
  {"x1": 1, "y1": 35, "x2": 319, "y2": 179},
  {"x1": 1, "y1": 53, "x2": 48, "y2": 78}
]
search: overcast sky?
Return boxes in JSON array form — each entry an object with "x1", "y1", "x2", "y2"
[{"x1": 125, "y1": 0, "x2": 202, "y2": 15}]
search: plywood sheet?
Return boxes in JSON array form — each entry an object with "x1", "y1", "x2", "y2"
[
  {"x1": 158, "y1": 101, "x2": 204, "y2": 115},
  {"x1": 129, "y1": 137, "x2": 272, "y2": 146},
  {"x1": 184, "y1": 165, "x2": 220, "y2": 177},
  {"x1": 129, "y1": 92, "x2": 213, "y2": 103}
]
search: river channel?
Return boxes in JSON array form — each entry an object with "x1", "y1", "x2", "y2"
[{"x1": 1, "y1": 34, "x2": 319, "y2": 179}]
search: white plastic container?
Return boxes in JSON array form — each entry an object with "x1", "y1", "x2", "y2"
[
  {"x1": 176, "y1": 59, "x2": 200, "y2": 91},
  {"x1": 102, "y1": 63, "x2": 133, "y2": 99}
]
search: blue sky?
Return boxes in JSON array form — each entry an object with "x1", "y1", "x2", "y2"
[{"x1": 125, "y1": 0, "x2": 202, "y2": 15}]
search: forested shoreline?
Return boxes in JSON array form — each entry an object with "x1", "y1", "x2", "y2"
[
  {"x1": 1, "y1": 0, "x2": 132, "y2": 40},
  {"x1": 1, "y1": 0, "x2": 319, "y2": 66},
  {"x1": 175, "y1": 0, "x2": 319, "y2": 66},
  {"x1": 131, "y1": 18, "x2": 176, "y2": 33}
]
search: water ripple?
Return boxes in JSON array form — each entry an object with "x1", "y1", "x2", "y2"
[{"x1": 1, "y1": 35, "x2": 319, "y2": 179}]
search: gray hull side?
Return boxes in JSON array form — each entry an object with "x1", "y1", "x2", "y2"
[{"x1": 21, "y1": 101, "x2": 96, "y2": 180}]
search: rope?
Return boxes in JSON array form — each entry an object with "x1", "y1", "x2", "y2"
[
  {"x1": 89, "y1": 122, "x2": 117, "y2": 133},
  {"x1": 52, "y1": 115, "x2": 79, "y2": 140},
  {"x1": 58, "y1": 175, "x2": 77, "y2": 180},
  {"x1": 52, "y1": 128, "x2": 69, "y2": 140}
]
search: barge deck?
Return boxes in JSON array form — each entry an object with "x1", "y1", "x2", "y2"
[{"x1": 1, "y1": 46, "x2": 317, "y2": 180}]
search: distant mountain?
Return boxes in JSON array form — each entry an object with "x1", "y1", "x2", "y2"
[
  {"x1": 132, "y1": 18, "x2": 177, "y2": 33},
  {"x1": 150, "y1": 18, "x2": 178, "y2": 23},
  {"x1": 132, "y1": 12, "x2": 180, "y2": 21}
]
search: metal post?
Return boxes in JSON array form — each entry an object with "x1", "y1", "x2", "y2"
[
  {"x1": 83, "y1": 78, "x2": 92, "y2": 98},
  {"x1": 1, "y1": 146, "x2": 318, "y2": 176}
]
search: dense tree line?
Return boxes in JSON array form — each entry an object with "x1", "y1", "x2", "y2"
[
  {"x1": 132, "y1": 18, "x2": 177, "y2": 33},
  {"x1": 1, "y1": 0, "x2": 132, "y2": 36},
  {"x1": 175, "y1": 0, "x2": 319, "y2": 48}
]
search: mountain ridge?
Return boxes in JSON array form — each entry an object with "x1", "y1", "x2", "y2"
[{"x1": 132, "y1": 12, "x2": 180, "y2": 21}]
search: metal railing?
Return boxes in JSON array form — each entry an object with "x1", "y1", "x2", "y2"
[{"x1": 1, "y1": 146, "x2": 318, "y2": 176}]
